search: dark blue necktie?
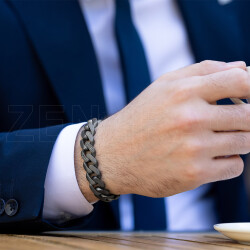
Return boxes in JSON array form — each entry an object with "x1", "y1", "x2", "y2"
[
  {"x1": 115, "y1": 0, "x2": 151, "y2": 101},
  {"x1": 115, "y1": 0, "x2": 167, "y2": 231}
]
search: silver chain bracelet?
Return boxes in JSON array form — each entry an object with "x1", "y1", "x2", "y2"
[{"x1": 80, "y1": 118, "x2": 120, "y2": 202}]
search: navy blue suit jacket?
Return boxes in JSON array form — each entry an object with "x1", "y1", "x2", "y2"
[{"x1": 0, "y1": 0, "x2": 249, "y2": 233}]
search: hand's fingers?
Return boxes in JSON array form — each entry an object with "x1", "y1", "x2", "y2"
[
  {"x1": 206, "y1": 155, "x2": 243, "y2": 183},
  {"x1": 207, "y1": 104, "x2": 250, "y2": 131},
  {"x1": 164, "y1": 60, "x2": 246, "y2": 81},
  {"x1": 193, "y1": 68, "x2": 250, "y2": 102},
  {"x1": 208, "y1": 131, "x2": 250, "y2": 157}
]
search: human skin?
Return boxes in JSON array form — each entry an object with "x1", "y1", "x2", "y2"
[{"x1": 75, "y1": 60, "x2": 250, "y2": 202}]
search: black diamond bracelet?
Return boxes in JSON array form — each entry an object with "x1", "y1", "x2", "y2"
[{"x1": 80, "y1": 118, "x2": 120, "y2": 202}]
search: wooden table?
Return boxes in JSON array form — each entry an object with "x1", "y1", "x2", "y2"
[{"x1": 1, "y1": 232, "x2": 250, "y2": 249}]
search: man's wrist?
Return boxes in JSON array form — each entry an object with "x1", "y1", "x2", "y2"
[{"x1": 74, "y1": 118, "x2": 127, "y2": 203}]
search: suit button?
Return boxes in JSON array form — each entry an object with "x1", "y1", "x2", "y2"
[
  {"x1": 0, "y1": 199, "x2": 5, "y2": 215},
  {"x1": 5, "y1": 199, "x2": 18, "y2": 217}
]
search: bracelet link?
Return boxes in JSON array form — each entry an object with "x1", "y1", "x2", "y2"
[{"x1": 80, "y1": 119, "x2": 120, "y2": 202}]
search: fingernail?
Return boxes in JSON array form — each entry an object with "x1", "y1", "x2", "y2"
[{"x1": 227, "y1": 61, "x2": 246, "y2": 67}]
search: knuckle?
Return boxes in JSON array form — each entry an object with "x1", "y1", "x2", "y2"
[
  {"x1": 177, "y1": 110, "x2": 204, "y2": 131},
  {"x1": 233, "y1": 133, "x2": 248, "y2": 148},
  {"x1": 233, "y1": 105, "x2": 244, "y2": 118},
  {"x1": 198, "y1": 60, "x2": 227, "y2": 75},
  {"x1": 184, "y1": 163, "x2": 203, "y2": 184},
  {"x1": 174, "y1": 84, "x2": 193, "y2": 101},
  {"x1": 231, "y1": 67, "x2": 247, "y2": 80},
  {"x1": 224, "y1": 105, "x2": 250, "y2": 130},
  {"x1": 206, "y1": 74, "x2": 220, "y2": 88},
  {"x1": 199, "y1": 60, "x2": 217, "y2": 69},
  {"x1": 187, "y1": 140, "x2": 203, "y2": 157},
  {"x1": 231, "y1": 68, "x2": 249, "y2": 92}
]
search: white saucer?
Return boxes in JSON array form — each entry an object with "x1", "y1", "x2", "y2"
[{"x1": 214, "y1": 223, "x2": 250, "y2": 245}]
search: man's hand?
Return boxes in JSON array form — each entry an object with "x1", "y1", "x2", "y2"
[{"x1": 75, "y1": 60, "x2": 250, "y2": 202}]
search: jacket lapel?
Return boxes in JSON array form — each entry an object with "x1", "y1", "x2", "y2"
[
  {"x1": 177, "y1": 0, "x2": 244, "y2": 62},
  {"x1": 8, "y1": 0, "x2": 107, "y2": 121}
]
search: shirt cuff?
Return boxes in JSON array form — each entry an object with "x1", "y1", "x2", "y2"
[{"x1": 43, "y1": 123, "x2": 94, "y2": 223}]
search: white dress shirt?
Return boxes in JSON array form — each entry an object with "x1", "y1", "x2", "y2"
[{"x1": 43, "y1": 0, "x2": 217, "y2": 231}]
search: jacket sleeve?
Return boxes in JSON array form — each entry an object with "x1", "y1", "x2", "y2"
[{"x1": 0, "y1": 124, "x2": 71, "y2": 233}]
